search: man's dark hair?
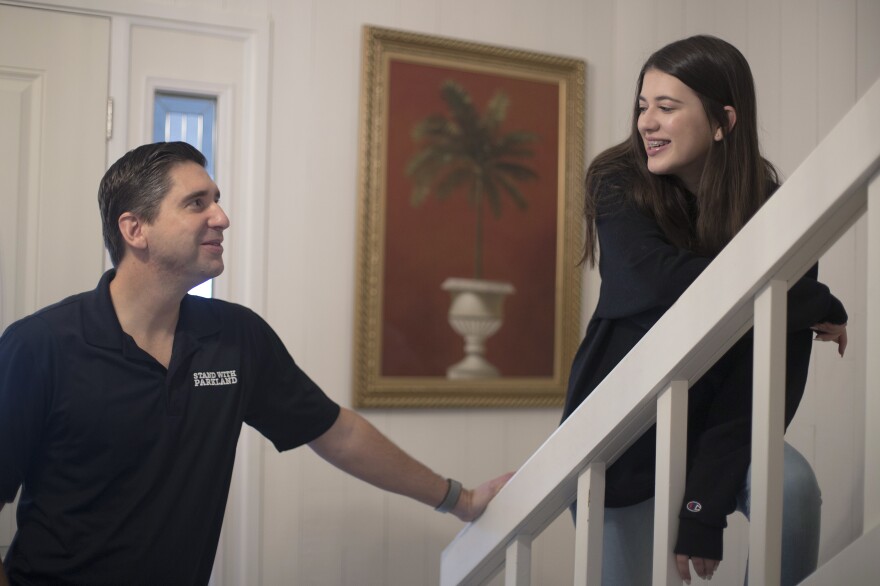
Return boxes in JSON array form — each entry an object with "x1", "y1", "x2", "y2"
[{"x1": 98, "y1": 141, "x2": 207, "y2": 267}]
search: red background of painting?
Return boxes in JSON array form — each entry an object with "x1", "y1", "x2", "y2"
[{"x1": 380, "y1": 59, "x2": 559, "y2": 377}]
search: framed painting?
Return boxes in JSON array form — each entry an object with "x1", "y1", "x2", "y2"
[{"x1": 353, "y1": 25, "x2": 585, "y2": 408}]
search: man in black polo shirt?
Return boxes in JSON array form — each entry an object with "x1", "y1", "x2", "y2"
[{"x1": 0, "y1": 142, "x2": 511, "y2": 585}]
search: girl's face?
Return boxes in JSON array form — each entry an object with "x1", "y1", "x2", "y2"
[{"x1": 637, "y1": 69, "x2": 721, "y2": 192}]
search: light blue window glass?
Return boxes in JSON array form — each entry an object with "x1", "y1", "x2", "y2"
[{"x1": 153, "y1": 92, "x2": 218, "y2": 298}]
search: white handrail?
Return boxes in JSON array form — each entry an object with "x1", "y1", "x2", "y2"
[{"x1": 441, "y1": 76, "x2": 880, "y2": 586}]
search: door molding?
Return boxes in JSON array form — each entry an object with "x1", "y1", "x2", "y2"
[{"x1": 0, "y1": 66, "x2": 43, "y2": 327}]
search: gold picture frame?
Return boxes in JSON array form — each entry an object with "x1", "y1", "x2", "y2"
[{"x1": 353, "y1": 25, "x2": 585, "y2": 408}]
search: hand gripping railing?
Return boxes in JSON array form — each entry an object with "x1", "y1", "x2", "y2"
[{"x1": 441, "y1": 76, "x2": 880, "y2": 586}]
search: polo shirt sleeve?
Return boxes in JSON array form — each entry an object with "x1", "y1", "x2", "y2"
[
  {"x1": 0, "y1": 317, "x2": 53, "y2": 503},
  {"x1": 238, "y1": 309, "x2": 340, "y2": 452}
]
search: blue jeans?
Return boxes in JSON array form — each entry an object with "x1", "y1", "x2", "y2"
[{"x1": 600, "y1": 442, "x2": 821, "y2": 585}]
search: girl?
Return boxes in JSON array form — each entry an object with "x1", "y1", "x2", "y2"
[{"x1": 562, "y1": 35, "x2": 848, "y2": 585}]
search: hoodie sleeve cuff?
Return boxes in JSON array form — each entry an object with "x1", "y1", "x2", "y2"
[
  {"x1": 823, "y1": 294, "x2": 848, "y2": 325},
  {"x1": 674, "y1": 518, "x2": 724, "y2": 561}
]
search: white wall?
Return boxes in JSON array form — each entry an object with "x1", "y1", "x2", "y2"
[{"x1": 5, "y1": 0, "x2": 878, "y2": 583}]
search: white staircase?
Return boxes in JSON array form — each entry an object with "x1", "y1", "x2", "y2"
[{"x1": 440, "y1": 77, "x2": 880, "y2": 586}]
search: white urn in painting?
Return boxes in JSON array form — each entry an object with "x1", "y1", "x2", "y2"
[
  {"x1": 441, "y1": 277, "x2": 515, "y2": 379},
  {"x1": 405, "y1": 80, "x2": 535, "y2": 380}
]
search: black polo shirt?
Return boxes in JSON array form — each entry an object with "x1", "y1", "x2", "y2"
[{"x1": 0, "y1": 270, "x2": 340, "y2": 585}]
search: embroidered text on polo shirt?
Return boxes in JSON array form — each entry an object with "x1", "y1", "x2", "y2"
[{"x1": 193, "y1": 370, "x2": 239, "y2": 387}]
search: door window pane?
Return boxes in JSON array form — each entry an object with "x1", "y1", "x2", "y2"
[{"x1": 153, "y1": 92, "x2": 217, "y2": 298}]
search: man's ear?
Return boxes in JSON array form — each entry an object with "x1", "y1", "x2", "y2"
[
  {"x1": 714, "y1": 105, "x2": 738, "y2": 141},
  {"x1": 118, "y1": 212, "x2": 148, "y2": 252}
]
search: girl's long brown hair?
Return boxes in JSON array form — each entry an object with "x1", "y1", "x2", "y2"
[{"x1": 582, "y1": 35, "x2": 778, "y2": 266}]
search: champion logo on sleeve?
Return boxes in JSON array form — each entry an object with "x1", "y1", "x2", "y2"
[{"x1": 686, "y1": 500, "x2": 702, "y2": 513}]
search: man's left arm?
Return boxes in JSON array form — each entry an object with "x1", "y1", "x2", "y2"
[{"x1": 309, "y1": 407, "x2": 512, "y2": 522}]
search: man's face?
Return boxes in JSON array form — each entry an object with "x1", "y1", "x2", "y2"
[{"x1": 141, "y1": 161, "x2": 230, "y2": 289}]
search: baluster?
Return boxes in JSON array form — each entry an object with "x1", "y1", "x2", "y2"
[
  {"x1": 574, "y1": 462, "x2": 605, "y2": 585},
  {"x1": 653, "y1": 380, "x2": 689, "y2": 586},
  {"x1": 505, "y1": 535, "x2": 532, "y2": 585},
  {"x1": 750, "y1": 280, "x2": 787, "y2": 586}
]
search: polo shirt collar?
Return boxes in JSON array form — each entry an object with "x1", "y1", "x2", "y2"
[
  {"x1": 81, "y1": 269, "x2": 125, "y2": 350},
  {"x1": 82, "y1": 270, "x2": 222, "y2": 351}
]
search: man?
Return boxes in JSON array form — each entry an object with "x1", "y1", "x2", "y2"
[{"x1": 0, "y1": 142, "x2": 510, "y2": 585}]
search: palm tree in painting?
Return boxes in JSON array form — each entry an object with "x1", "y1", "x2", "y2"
[{"x1": 406, "y1": 80, "x2": 539, "y2": 279}]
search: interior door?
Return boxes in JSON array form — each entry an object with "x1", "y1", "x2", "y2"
[{"x1": 0, "y1": 2, "x2": 110, "y2": 557}]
